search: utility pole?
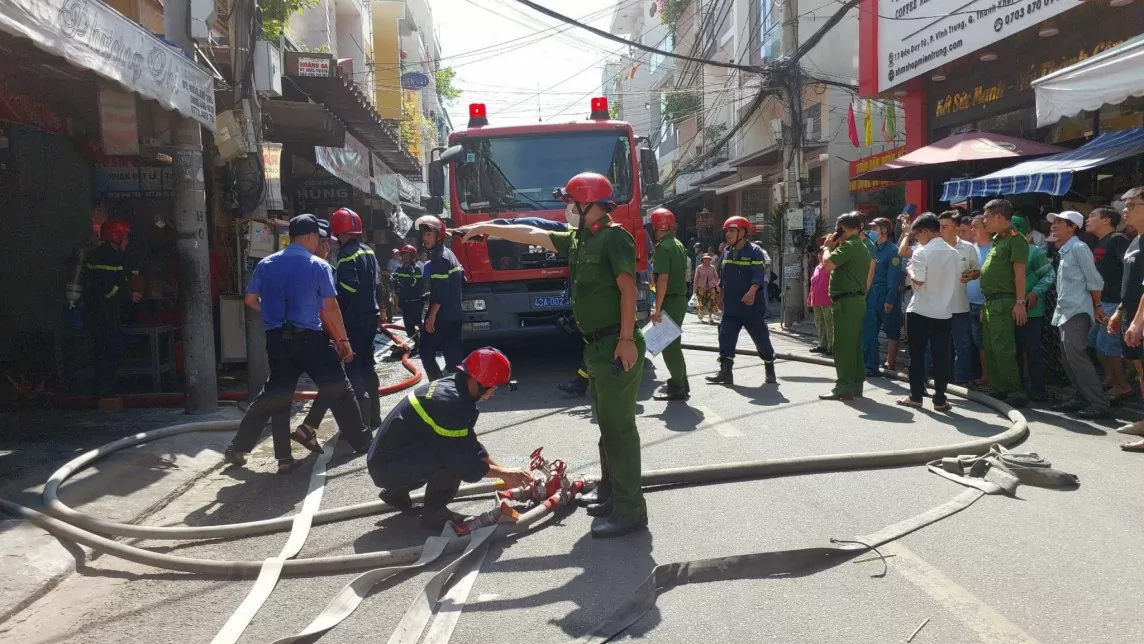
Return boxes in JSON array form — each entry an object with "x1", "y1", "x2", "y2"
[
  {"x1": 780, "y1": 0, "x2": 804, "y2": 329},
  {"x1": 166, "y1": 0, "x2": 219, "y2": 413}
]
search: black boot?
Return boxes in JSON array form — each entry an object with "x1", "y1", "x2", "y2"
[
  {"x1": 580, "y1": 440, "x2": 611, "y2": 516},
  {"x1": 705, "y1": 358, "x2": 734, "y2": 385},
  {"x1": 591, "y1": 511, "x2": 648, "y2": 538},
  {"x1": 653, "y1": 380, "x2": 690, "y2": 401},
  {"x1": 380, "y1": 489, "x2": 419, "y2": 516},
  {"x1": 558, "y1": 375, "x2": 589, "y2": 397},
  {"x1": 764, "y1": 360, "x2": 777, "y2": 384},
  {"x1": 420, "y1": 473, "x2": 462, "y2": 530}
]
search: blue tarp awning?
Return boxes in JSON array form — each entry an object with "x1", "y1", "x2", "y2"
[{"x1": 940, "y1": 128, "x2": 1144, "y2": 201}]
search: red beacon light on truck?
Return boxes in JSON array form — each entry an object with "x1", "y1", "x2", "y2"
[
  {"x1": 468, "y1": 103, "x2": 488, "y2": 127},
  {"x1": 589, "y1": 97, "x2": 609, "y2": 120}
]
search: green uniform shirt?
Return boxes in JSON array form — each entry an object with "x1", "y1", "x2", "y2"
[
  {"x1": 549, "y1": 215, "x2": 637, "y2": 335},
  {"x1": 652, "y1": 232, "x2": 687, "y2": 297},
  {"x1": 1023, "y1": 244, "x2": 1055, "y2": 318},
  {"x1": 979, "y1": 227, "x2": 1029, "y2": 296},
  {"x1": 827, "y1": 236, "x2": 871, "y2": 297}
]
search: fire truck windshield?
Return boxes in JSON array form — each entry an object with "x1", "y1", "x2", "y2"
[{"x1": 453, "y1": 131, "x2": 633, "y2": 214}]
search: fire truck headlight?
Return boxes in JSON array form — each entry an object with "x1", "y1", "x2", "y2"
[{"x1": 462, "y1": 298, "x2": 487, "y2": 312}]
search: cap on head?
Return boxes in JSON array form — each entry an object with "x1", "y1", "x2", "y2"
[
  {"x1": 330, "y1": 208, "x2": 362, "y2": 237},
  {"x1": 317, "y1": 219, "x2": 330, "y2": 239},
  {"x1": 649, "y1": 207, "x2": 676, "y2": 231},
  {"x1": 458, "y1": 347, "x2": 512, "y2": 389},
  {"x1": 100, "y1": 218, "x2": 131, "y2": 243},
  {"x1": 289, "y1": 214, "x2": 321, "y2": 238},
  {"x1": 559, "y1": 172, "x2": 615, "y2": 210},
  {"x1": 723, "y1": 216, "x2": 751, "y2": 231},
  {"x1": 1047, "y1": 210, "x2": 1084, "y2": 229},
  {"x1": 415, "y1": 215, "x2": 445, "y2": 233},
  {"x1": 1010, "y1": 215, "x2": 1030, "y2": 236}
]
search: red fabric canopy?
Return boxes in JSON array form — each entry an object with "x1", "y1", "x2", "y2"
[{"x1": 852, "y1": 132, "x2": 1066, "y2": 182}]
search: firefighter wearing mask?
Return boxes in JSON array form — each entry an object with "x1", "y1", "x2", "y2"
[
  {"x1": 367, "y1": 347, "x2": 533, "y2": 530},
  {"x1": 706, "y1": 216, "x2": 778, "y2": 386},
  {"x1": 456, "y1": 172, "x2": 648, "y2": 539},
  {"x1": 418, "y1": 215, "x2": 466, "y2": 381},
  {"x1": 81, "y1": 218, "x2": 143, "y2": 399}
]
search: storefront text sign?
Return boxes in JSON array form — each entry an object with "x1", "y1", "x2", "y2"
[
  {"x1": 0, "y1": 0, "x2": 217, "y2": 129},
  {"x1": 98, "y1": 87, "x2": 139, "y2": 156},
  {"x1": 315, "y1": 133, "x2": 370, "y2": 193},
  {"x1": 261, "y1": 143, "x2": 284, "y2": 211},
  {"x1": 296, "y1": 57, "x2": 331, "y2": 77},
  {"x1": 877, "y1": 0, "x2": 1083, "y2": 93},
  {"x1": 298, "y1": 176, "x2": 351, "y2": 205},
  {"x1": 849, "y1": 146, "x2": 907, "y2": 193},
  {"x1": 101, "y1": 158, "x2": 174, "y2": 198}
]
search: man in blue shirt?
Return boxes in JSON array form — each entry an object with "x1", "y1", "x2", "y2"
[
  {"x1": 705, "y1": 216, "x2": 777, "y2": 386},
  {"x1": 417, "y1": 215, "x2": 465, "y2": 381},
  {"x1": 225, "y1": 214, "x2": 371, "y2": 474},
  {"x1": 1048, "y1": 211, "x2": 1109, "y2": 418},
  {"x1": 862, "y1": 218, "x2": 903, "y2": 376}
]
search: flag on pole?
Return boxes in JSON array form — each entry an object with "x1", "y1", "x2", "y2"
[
  {"x1": 885, "y1": 101, "x2": 898, "y2": 142},
  {"x1": 847, "y1": 102, "x2": 859, "y2": 147},
  {"x1": 863, "y1": 100, "x2": 873, "y2": 147}
]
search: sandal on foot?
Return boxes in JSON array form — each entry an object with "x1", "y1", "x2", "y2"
[
  {"x1": 290, "y1": 425, "x2": 324, "y2": 454},
  {"x1": 277, "y1": 458, "x2": 306, "y2": 475},
  {"x1": 896, "y1": 398, "x2": 923, "y2": 408},
  {"x1": 1120, "y1": 438, "x2": 1144, "y2": 452},
  {"x1": 933, "y1": 401, "x2": 952, "y2": 412}
]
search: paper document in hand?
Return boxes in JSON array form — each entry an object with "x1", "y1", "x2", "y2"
[{"x1": 642, "y1": 316, "x2": 682, "y2": 357}]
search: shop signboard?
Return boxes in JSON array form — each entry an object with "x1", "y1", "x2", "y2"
[
  {"x1": 297, "y1": 176, "x2": 352, "y2": 205},
  {"x1": 877, "y1": 0, "x2": 1083, "y2": 93},
  {"x1": 849, "y1": 146, "x2": 907, "y2": 193},
  {"x1": 296, "y1": 57, "x2": 332, "y2": 77},
  {"x1": 261, "y1": 143, "x2": 284, "y2": 211},
  {"x1": 372, "y1": 153, "x2": 399, "y2": 205},
  {"x1": 400, "y1": 72, "x2": 431, "y2": 90},
  {"x1": 927, "y1": 26, "x2": 1133, "y2": 130},
  {"x1": 101, "y1": 158, "x2": 174, "y2": 198},
  {"x1": 0, "y1": 81, "x2": 68, "y2": 136},
  {"x1": 0, "y1": 0, "x2": 216, "y2": 129},
  {"x1": 98, "y1": 87, "x2": 139, "y2": 156},
  {"x1": 315, "y1": 133, "x2": 370, "y2": 193}
]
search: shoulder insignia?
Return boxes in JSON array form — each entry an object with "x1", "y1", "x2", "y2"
[{"x1": 891, "y1": 257, "x2": 901, "y2": 266}]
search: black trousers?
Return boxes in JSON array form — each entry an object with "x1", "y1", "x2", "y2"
[
  {"x1": 907, "y1": 312, "x2": 952, "y2": 405},
  {"x1": 85, "y1": 307, "x2": 124, "y2": 398},
  {"x1": 421, "y1": 318, "x2": 464, "y2": 381},
  {"x1": 400, "y1": 300, "x2": 424, "y2": 349},
  {"x1": 302, "y1": 319, "x2": 381, "y2": 429},
  {"x1": 373, "y1": 468, "x2": 461, "y2": 515},
  {"x1": 231, "y1": 329, "x2": 368, "y2": 459}
]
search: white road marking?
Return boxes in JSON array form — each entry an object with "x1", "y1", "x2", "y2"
[
  {"x1": 695, "y1": 405, "x2": 744, "y2": 437},
  {"x1": 475, "y1": 593, "x2": 499, "y2": 602},
  {"x1": 881, "y1": 542, "x2": 1041, "y2": 643}
]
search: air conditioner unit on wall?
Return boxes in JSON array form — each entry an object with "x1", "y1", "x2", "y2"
[
  {"x1": 804, "y1": 117, "x2": 817, "y2": 140},
  {"x1": 772, "y1": 181, "x2": 786, "y2": 205}
]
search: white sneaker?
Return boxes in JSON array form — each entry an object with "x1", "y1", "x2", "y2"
[{"x1": 1115, "y1": 420, "x2": 1144, "y2": 436}]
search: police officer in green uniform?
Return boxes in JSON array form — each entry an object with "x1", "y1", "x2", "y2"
[
  {"x1": 978, "y1": 199, "x2": 1030, "y2": 407},
  {"x1": 458, "y1": 172, "x2": 648, "y2": 538},
  {"x1": 820, "y1": 212, "x2": 871, "y2": 400},
  {"x1": 649, "y1": 207, "x2": 690, "y2": 400}
]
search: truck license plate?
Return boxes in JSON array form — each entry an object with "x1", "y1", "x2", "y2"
[{"x1": 531, "y1": 295, "x2": 569, "y2": 310}]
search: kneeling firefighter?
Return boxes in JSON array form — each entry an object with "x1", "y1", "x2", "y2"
[{"x1": 366, "y1": 347, "x2": 533, "y2": 530}]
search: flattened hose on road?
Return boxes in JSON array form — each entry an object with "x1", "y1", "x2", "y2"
[{"x1": 0, "y1": 346, "x2": 1030, "y2": 640}]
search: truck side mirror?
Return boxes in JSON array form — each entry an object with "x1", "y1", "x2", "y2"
[
  {"x1": 646, "y1": 183, "x2": 664, "y2": 202},
  {"x1": 426, "y1": 196, "x2": 444, "y2": 215}
]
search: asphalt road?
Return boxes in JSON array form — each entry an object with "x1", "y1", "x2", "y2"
[{"x1": 3, "y1": 320, "x2": 1142, "y2": 644}]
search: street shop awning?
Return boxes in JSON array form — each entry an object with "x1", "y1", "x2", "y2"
[
  {"x1": 851, "y1": 132, "x2": 1065, "y2": 183},
  {"x1": 284, "y1": 52, "x2": 420, "y2": 177},
  {"x1": 715, "y1": 175, "x2": 763, "y2": 195},
  {"x1": 1033, "y1": 34, "x2": 1144, "y2": 128},
  {"x1": 940, "y1": 128, "x2": 1144, "y2": 200},
  {"x1": 0, "y1": 0, "x2": 216, "y2": 130},
  {"x1": 729, "y1": 144, "x2": 781, "y2": 169},
  {"x1": 691, "y1": 167, "x2": 737, "y2": 186}
]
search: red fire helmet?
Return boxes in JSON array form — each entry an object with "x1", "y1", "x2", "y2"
[
  {"x1": 649, "y1": 208, "x2": 676, "y2": 231},
  {"x1": 559, "y1": 172, "x2": 615, "y2": 208},
  {"x1": 416, "y1": 215, "x2": 445, "y2": 233},
  {"x1": 723, "y1": 216, "x2": 751, "y2": 231},
  {"x1": 100, "y1": 218, "x2": 131, "y2": 243},
  {"x1": 400, "y1": 244, "x2": 418, "y2": 255},
  {"x1": 458, "y1": 347, "x2": 512, "y2": 389},
  {"x1": 330, "y1": 208, "x2": 363, "y2": 236}
]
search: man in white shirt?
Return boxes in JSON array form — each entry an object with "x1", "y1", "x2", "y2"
[
  {"x1": 899, "y1": 213, "x2": 962, "y2": 411},
  {"x1": 938, "y1": 211, "x2": 981, "y2": 385}
]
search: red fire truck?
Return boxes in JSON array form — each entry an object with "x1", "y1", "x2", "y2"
[{"x1": 425, "y1": 97, "x2": 663, "y2": 340}]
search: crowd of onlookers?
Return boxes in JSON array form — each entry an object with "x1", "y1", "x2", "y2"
[{"x1": 808, "y1": 189, "x2": 1144, "y2": 452}]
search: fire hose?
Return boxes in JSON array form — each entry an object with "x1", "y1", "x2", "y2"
[{"x1": 0, "y1": 344, "x2": 1043, "y2": 643}]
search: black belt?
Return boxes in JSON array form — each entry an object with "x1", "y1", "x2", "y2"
[
  {"x1": 983, "y1": 293, "x2": 1016, "y2": 302},
  {"x1": 831, "y1": 292, "x2": 863, "y2": 301},
  {"x1": 582, "y1": 324, "x2": 620, "y2": 344},
  {"x1": 266, "y1": 325, "x2": 322, "y2": 340}
]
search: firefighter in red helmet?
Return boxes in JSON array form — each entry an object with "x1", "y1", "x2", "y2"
[
  {"x1": 456, "y1": 171, "x2": 648, "y2": 539},
  {"x1": 706, "y1": 216, "x2": 778, "y2": 387},
  {"x1": 81, "y1": 217, "x2": 143, "y2": 399},
  {"x1": 648, "y1": 207, "x2": 690, "y2": 400},
  {"x1": 416, "y1": 214, "x2": 466, "y2": 381},
  {"x1": 366, "y1": 347, "x2": 532, "y2": 530},
  {"x1": 392, "y1": 243, "x2": 425, "y2": 353}
]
